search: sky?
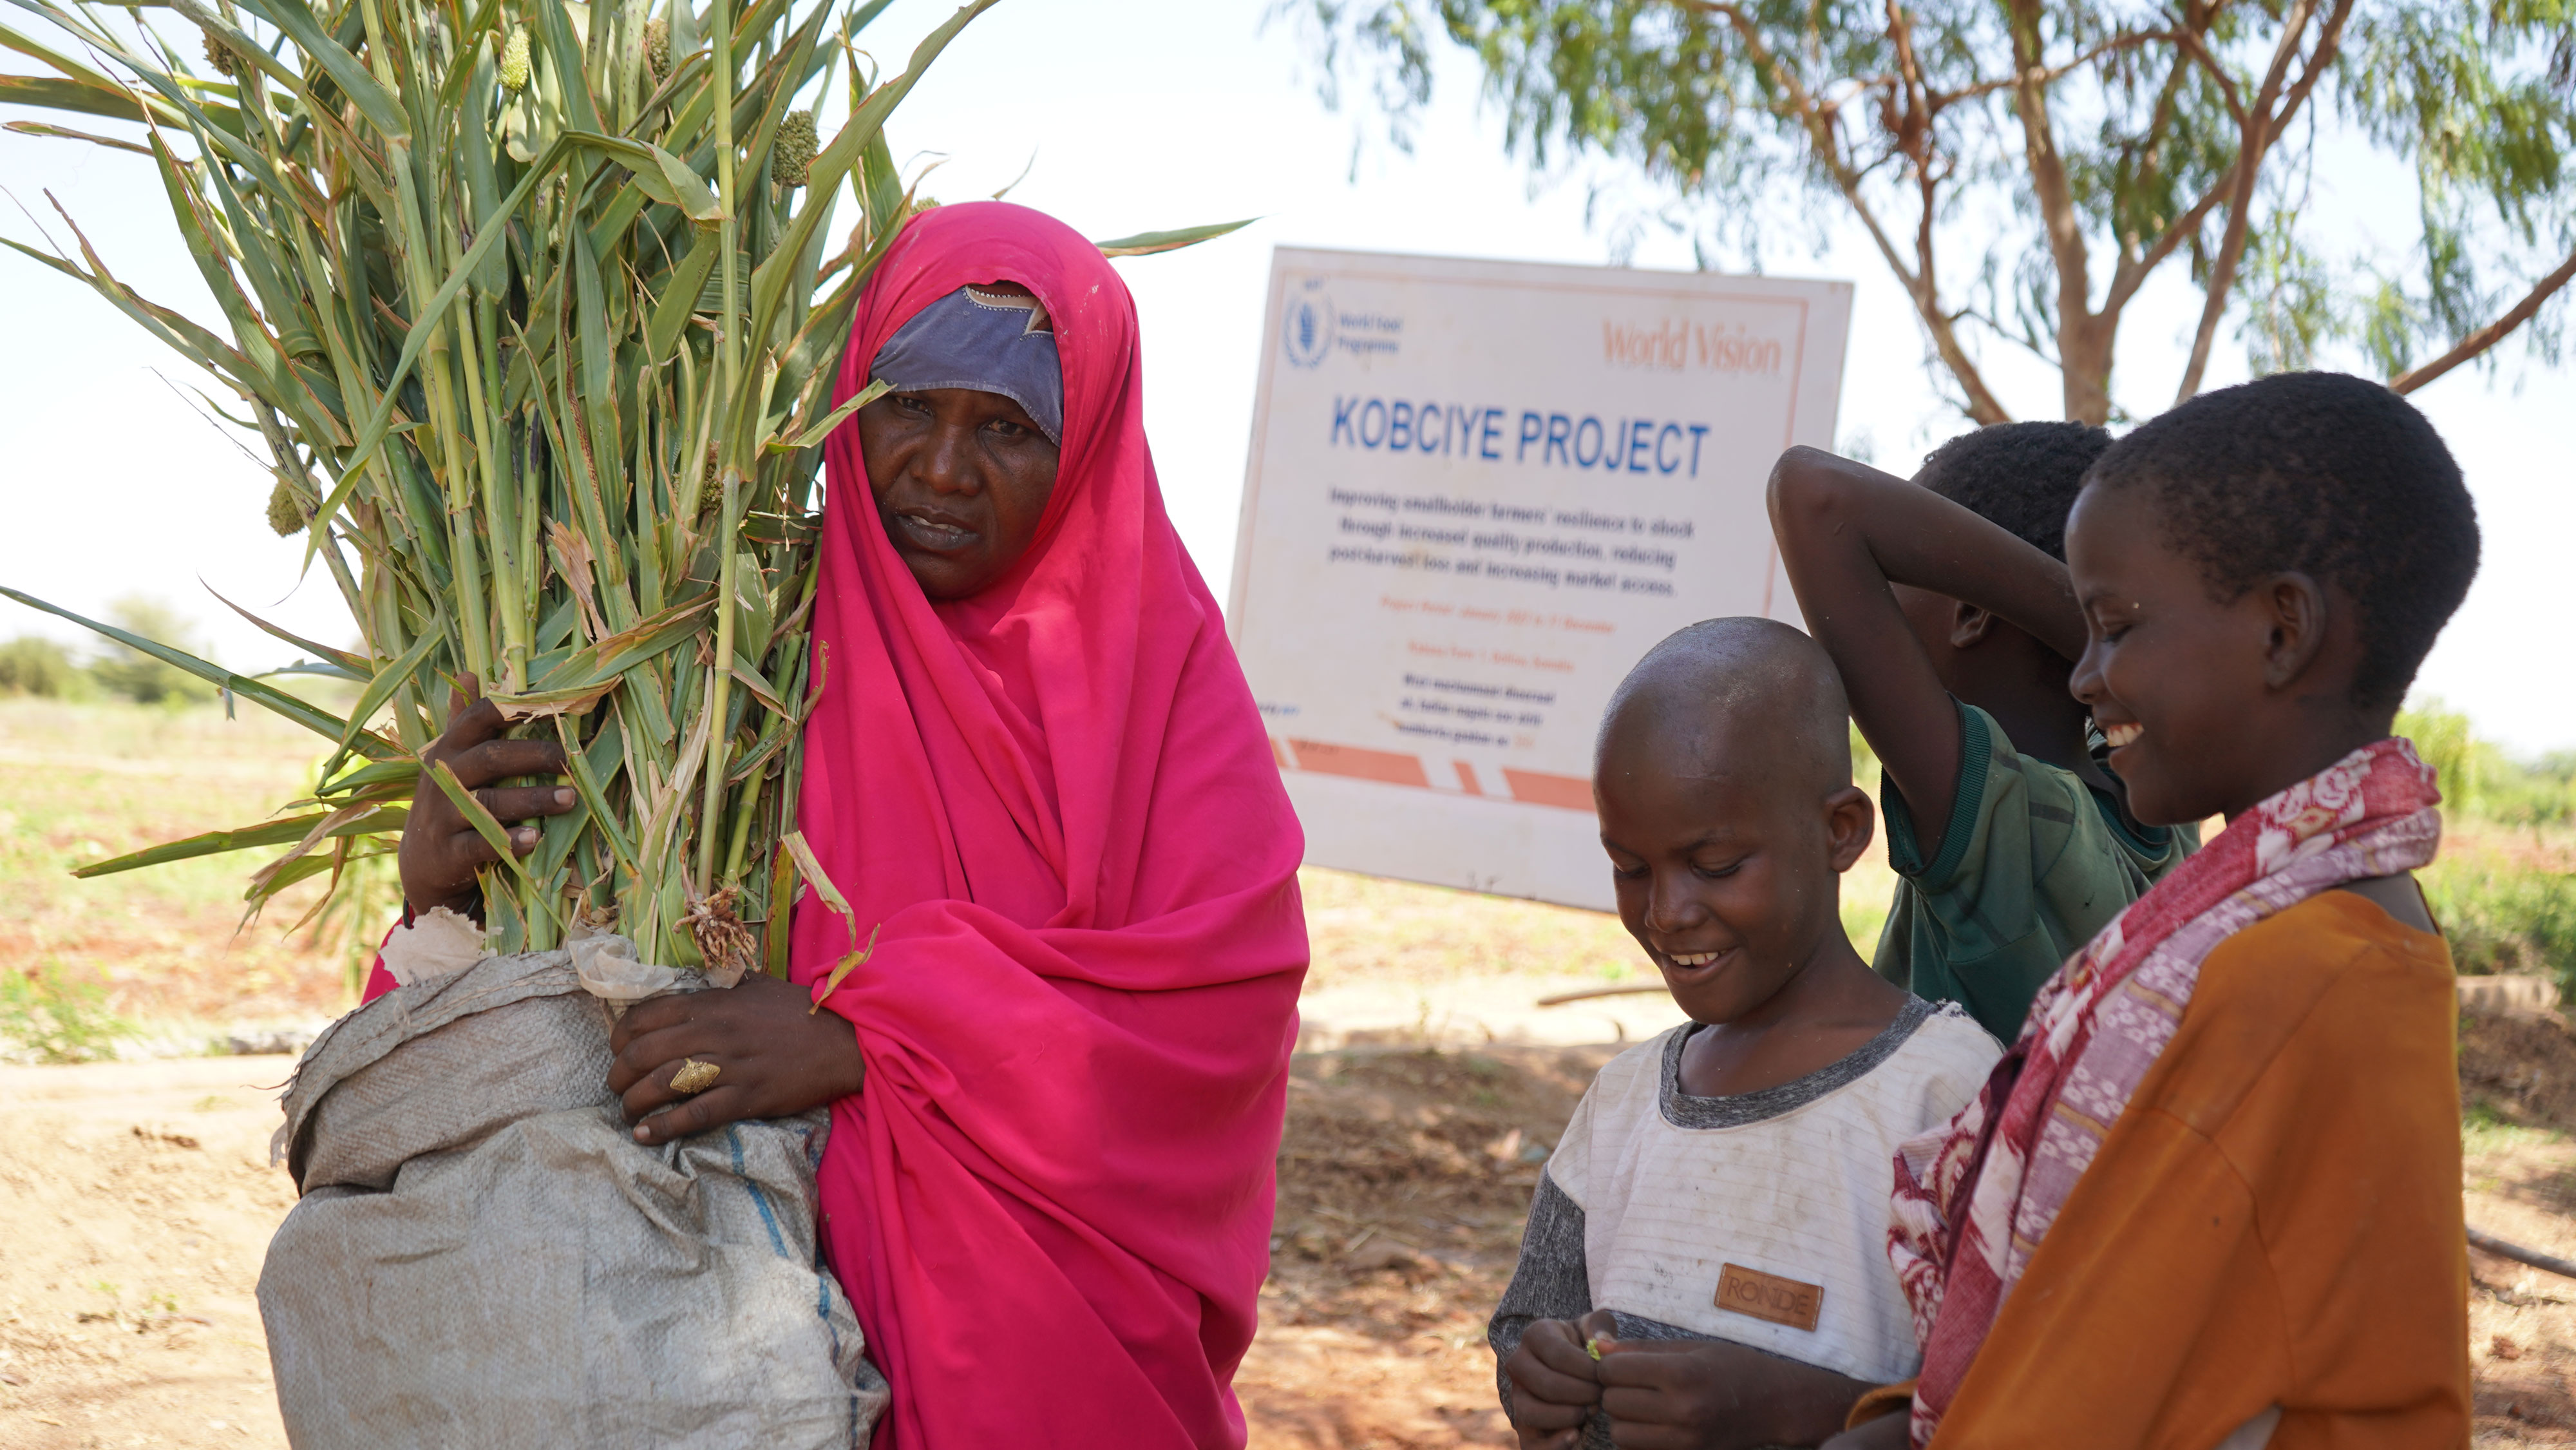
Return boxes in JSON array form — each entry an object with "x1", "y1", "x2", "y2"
[{"x1": 2, "y1": 0, "x2": 2570, "y2": 755}]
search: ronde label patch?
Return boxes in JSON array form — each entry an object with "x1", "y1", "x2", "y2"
[{"x1": 1714, "y1": 1263, "x2": 1823, "y2": 1331}]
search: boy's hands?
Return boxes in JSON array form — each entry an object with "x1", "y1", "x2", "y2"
[
  {"x1": 1504, "y1": 1317, "x2": 1602, "y2": 1449},
  {"x1": 1582, "y1": 1309, "x2": 1874, "y2": 1449}
]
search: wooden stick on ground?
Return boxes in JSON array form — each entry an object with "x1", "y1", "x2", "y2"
[
  {"x1": 1536, "y1": 984, "x2": 1671, "y2": 1007},
  {"x1": 2468, "y1": 1226, "x2": 2576, "y2": 1282}
]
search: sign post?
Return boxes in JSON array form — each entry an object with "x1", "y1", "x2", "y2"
[{"x1": 1229, "y1": 247, "x2": 1853, "y2": 911}]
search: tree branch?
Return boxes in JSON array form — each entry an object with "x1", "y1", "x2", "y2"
[
  {"x1": 2391, "y1": 245, "x2": 2576, "y2": 394},
  {"x1": 2174, "y1": 0, "x2": 2351, "y2": 403},
  {"x1": 1678, "y1": 0, "x2": 2012, "y2": 421},
  {"x1": 2005, "y1": 0, "x2": 2110, "y2": 421},
  {"x1": 2100, "y1": 0, "x2": 2238, "y2": 309},
  {"x1": 2168, "y1": 23, "x2": 2249, "y2": 127},
  {"x1": 1937, "y1": 29, "x2": 2175, "y2": 107},
  {"x1": 2114, "y1": 48, "x2": 2199, "y2": 272},
  {"x1": 2106, "y1": 163, "x2": 2235, "y2": 312}
]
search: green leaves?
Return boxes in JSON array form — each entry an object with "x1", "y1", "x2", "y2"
[
  {"x1": 773, "y1": 378, "x2": 883, "y2": 452},
  {"x1": 1287, "y1": 0, "x2": 2576, "y2": 415},
  {"x1": 578, "y1": 133, "x2": 726, "y2": 220},
  {"x1": 0, "y1": 0, "x2": 1274, "y2": 969},
  {"x1": 1095, "y1": 218, "x2": 1258, "y2": 257},
  {"x1": 72, "y1": 808, "x2": 405, "y2": 879}
]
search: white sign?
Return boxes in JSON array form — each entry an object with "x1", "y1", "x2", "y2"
[{"x1": 1227, "y1": 247, "x2": 1853, "y2": 911}]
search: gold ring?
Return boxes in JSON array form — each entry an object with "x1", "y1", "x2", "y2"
[{"x1": 670, "y1": 1058, "x2": 721, "y2": 1095}]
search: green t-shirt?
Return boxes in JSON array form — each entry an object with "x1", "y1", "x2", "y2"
[{"x1": 1872, "y1": 700, "x2": 2196, "y2": 1043}]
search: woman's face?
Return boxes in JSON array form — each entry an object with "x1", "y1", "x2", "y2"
[{"x1": 858, "y1": 386, "x2": 1060, "y2": 599}]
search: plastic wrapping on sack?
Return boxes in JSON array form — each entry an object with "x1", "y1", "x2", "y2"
[
  {"x1": 375, "y1": 904, "x2": 486, "y2": 988},
  {"x1": 569, "y1": 928, "x2": 684, "y2": 1016},
  {"x1": 258, "y1": 947, "x2": 888, "y2": 1448}
]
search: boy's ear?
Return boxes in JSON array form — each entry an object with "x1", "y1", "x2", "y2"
[
  {"x1": 1824, "y1": 785, "x2": 1875, "y2": 873},
  {"x1": 1947, "y1": 602, "x2": 1996, "y2": 650},
  {"x1": 2259, "y1": 572, "x2": 2331, "y2": 690}
]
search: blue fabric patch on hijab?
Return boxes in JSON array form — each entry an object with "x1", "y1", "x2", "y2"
[{"x1": 868, "y1": 285, "x2": 1064, "y2": 445}]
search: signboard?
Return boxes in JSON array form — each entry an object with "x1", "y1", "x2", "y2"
[{"x1": 1227, "y1": 247, "x2": 1853, "y2": 911}]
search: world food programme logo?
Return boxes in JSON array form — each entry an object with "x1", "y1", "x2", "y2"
[{"x1": 1282, "y1": 283, "x2": 1334, "y2": 368}]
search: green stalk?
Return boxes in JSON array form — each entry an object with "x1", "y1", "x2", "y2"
[
  {"x1": 0, "y1": 0, "x2": 1106, "y2": 955},
  {"x1": 370, "y1": 566, "x2": 427, "y2": 752},
  {"x1": 698, "y1": 0, "x2": 743, "y2": 893},
  {"x1": 457, "y1": 297, "x2": 530, "y2": 690}
]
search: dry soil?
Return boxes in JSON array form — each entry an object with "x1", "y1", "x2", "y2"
[{"x1": 2, "y1": 1015, "x2": 2572, "y2": 1447}]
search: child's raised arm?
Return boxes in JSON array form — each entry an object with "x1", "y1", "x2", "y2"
[{"x1": 1766, "y1": 446, "x2": 2085, "y2": 861}]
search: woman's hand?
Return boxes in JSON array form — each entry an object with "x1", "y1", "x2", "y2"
[
  {"x1": 609, "y1": 974, "x2": 869, "y2": 1144},
  {"x1": 398, "y1": 677, "x2": 574, "y2": 917}
]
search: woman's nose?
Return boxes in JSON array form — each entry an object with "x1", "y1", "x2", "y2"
[{"x1": 916, "y1": 423, "x2": 981, "y2": 495}]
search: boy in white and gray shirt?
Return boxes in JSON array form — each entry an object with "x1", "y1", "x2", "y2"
[{"x1": 1492, "y1": 620, "x2": 2000, "y2": 1450}]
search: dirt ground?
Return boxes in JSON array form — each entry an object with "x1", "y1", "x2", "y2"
[
  {"x1": 0, "y1": 1013, "x2": 2571, "y2": 1448},
  {"x1": 0, "y1": 687, "x2": 2565, "y2": 1449},
  {"x1": 0, "y1": 1055, "x2": 299, "y2": 1448},
  {"x1": 2459, "y1": 1013, "x2": 2576, "y2": 1446}
]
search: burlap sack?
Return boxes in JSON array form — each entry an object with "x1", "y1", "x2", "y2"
[{"x1": 258, "y1": 948, "x2": 888, "y2": 1448}]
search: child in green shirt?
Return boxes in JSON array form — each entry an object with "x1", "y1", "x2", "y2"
[{"x1": 1767, "y1": 426, "x2": 2193, "y2": 1042}]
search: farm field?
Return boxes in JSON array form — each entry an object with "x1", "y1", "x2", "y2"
[{"x1": 1, "y1": 698, "x2": 2572, "y2": 1446}]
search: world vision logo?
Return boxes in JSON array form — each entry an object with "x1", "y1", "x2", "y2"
[
  {"x1": 1602, "y1": 318, "x2": 1785, "y2": 376},
  {"x1": 1283, "y1": 281, "x2": 1336, "y2": 369}
]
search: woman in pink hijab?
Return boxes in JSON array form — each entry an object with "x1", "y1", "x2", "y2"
[{"x1": 393, "y1": 201, "x2": 1310, "y2": 1447}]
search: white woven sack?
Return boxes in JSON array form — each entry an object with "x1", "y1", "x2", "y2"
[{"x1": 258, "y1": 948, "x2": 889, "y2": 1448}]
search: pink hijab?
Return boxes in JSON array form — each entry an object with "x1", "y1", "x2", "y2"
[{"x1": 790, "y1": 202, "x2": 1308, "y2": 1449}]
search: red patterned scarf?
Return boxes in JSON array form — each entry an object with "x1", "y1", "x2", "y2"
[{"x1": 1888, "y1": 738, "x2": 2443, "y2": 1444}]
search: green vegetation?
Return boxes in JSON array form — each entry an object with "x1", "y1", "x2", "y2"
[
  {"x1": 0, "y1": 963, "x2": 137, "y2": 1065},
  {"x1": 0, "y1": 598, "x2": 233, "y2": 707},
  {"x1": 2400, "y1": 699, "x2": 2576, "y2": 830},
  {"x1": 2461, "y1": 1097, "x2": 2564, "y2": 1155},
  {"x1": 0, "y1": 636, "x2": 93, "y2": 700},
  {"x1": 0, "y1": 697, "x2": 378, "y2": 1042},
  {"x1": 6, "y1": 0, "x2": 985, "y2": 975},
  {"x1": 2423, "y1": 845, "x2": 2576, "y2": 978},
  {"x1": 2395, "y1": 701, "x2": 2576, "y2": 992},
  {"x1": 86, "y1": 598, "x2": 219, "y2": 707},
  {"x1": 1, "y1": 0, "x2": 1238, "y2": 977}
]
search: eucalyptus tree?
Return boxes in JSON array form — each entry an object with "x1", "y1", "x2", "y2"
[{"x1": 1287, "y1": 0, "x2": 2576, "y2": 423}]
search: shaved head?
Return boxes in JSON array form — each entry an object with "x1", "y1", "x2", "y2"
[{"x1": 1596, "y1": 618, "x2": 1853, "y2": 796}]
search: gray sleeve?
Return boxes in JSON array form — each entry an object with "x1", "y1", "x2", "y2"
[{"x1": 1489, "y1": 1169, "x2": 1594, "y2": 1435}]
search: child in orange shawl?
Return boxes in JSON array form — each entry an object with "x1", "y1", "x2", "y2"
[{"x1": 1828, "y1": 372, "x2": 2481, "y2": 1450}]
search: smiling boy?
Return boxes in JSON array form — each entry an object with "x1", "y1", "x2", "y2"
[
  {"x1": 1490, "y1": 619, "x2": 2000, "y2": 1450},
  {"x1": 1828, "y1": 372, "x2": 2477, "y2": 1449}
]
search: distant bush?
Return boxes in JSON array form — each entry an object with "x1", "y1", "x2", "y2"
[
  {"x1": 2385, "y1": 700, "x2": 2575, "y2": 989},
  {"x1": 0, "y1": 636, "x2": 91, "y2": 698},
  {"x1": 87, "y1": 596, "x2": 217, "y2": 707},
  {"x1": 2398, "y1": 698, "x2": 2575, "y2": 829},
  {"x1": 2429, "y1": 851, "x2": 2576, "y2": 983},
  {"x1": 0, "y1": 965, "x2": 134, "y2": 1064}
]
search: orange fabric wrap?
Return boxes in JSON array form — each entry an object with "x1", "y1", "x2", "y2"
[{"x1": 1927, "y1": 892, "x2": 2469, "y2": 1449}]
